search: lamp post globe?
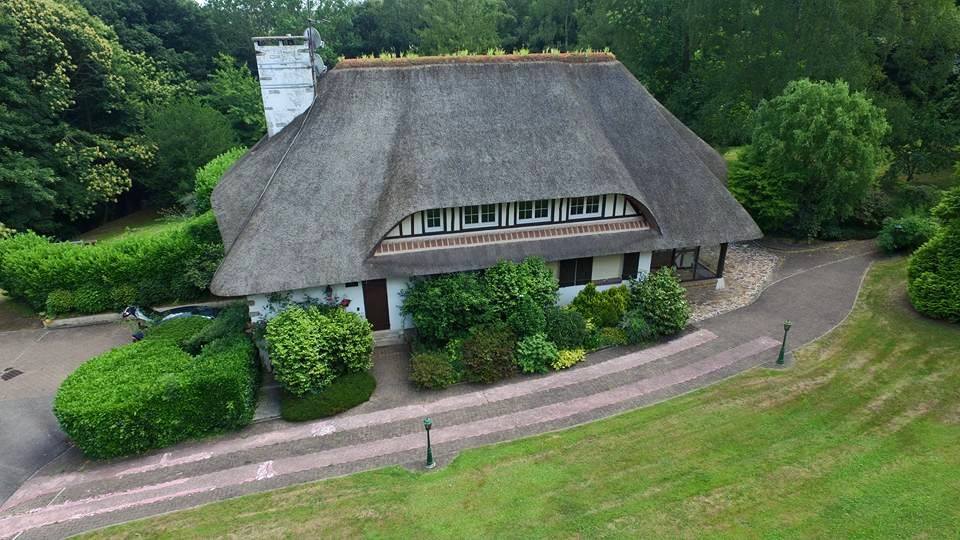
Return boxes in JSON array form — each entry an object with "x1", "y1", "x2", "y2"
[{"x1": 423, "y1": 417, "x2": 436, "y2": 469}]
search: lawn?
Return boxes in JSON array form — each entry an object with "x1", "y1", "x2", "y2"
[
  {"x1": 82, "y1": 258, "x2": 960, "y2": 539},
  {"x1": 75, "y1": 209, "x2": 187, "y2": 243}
]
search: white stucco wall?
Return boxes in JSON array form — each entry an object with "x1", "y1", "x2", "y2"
[{"x1": 248, "y1": 252, "x2": 652, "y2": 331}]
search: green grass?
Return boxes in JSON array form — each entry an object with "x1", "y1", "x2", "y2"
[
  {"x1": 718, "y1": 145, "x2": 745, "y2": 165},
  {"x1": 81, "y1": 258, "x2": 960, "y2": 539},
  {"x1": 281, "y1": 371, "x2": 377, "y2": 422},
  {"x1": 76, "y1": 209, "x2": 187, "y2": 244}
]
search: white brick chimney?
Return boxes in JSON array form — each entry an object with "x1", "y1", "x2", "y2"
[{"x1": 253, "y1": 36, "x2": 316, "y2": 137}]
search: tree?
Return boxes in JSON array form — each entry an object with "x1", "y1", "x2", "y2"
[
  {"x1": 417, "y1": 0, "x2": 509, "y2": 54},
  {"x1": 908, "y1": 185, "x2": 960, "y2": 322},
  {"x1": 729, "y1": 79, "x2": 890, "y2": 238},
  {"x1": 142, "y1": 98, "x2": 237, "y2": 207},
  {"x1": 0, "y1": 0, "x2": 182, "y2": 236},
  {"x1": 204, "y1": 55, "x2": 266, "y2": 146},
  {"x1": 77, "y1": 0, "x2": 223, "y2": 81}
]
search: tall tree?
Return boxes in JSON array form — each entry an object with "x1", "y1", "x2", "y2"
[
  {"x1": 417, "y1": 0, "x2": 510, "y2": 54},
  {"x1": 204, "y1": 54, "x2": 266, "y2": 146},
  {"x1": 0, "y1": 0, "x2": 182, "y2": 236}
]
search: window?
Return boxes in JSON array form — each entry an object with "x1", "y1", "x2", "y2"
[
  {"x1": 558, "y1": 257, "x2": 593, "y2": 287},
  {"x1": 463, "y1": 204, "x2": 497, "y2": 228},
  {"x1": 518, "y1": 199, "x2": 550, "y2": 223},
  {"x1": 424, "y1": 209, "x2": 443, "y2": 232},
  {"x1": 569, "y1": 195, "x2": 602, "y2": 218}
]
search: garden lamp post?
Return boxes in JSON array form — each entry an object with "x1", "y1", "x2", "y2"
[
  {"x1": 423, "y1": 417, "x2": 436, "y2": 469},
  {"x1": 776, "y1": 320, "x2": 793, "y2": 365}
]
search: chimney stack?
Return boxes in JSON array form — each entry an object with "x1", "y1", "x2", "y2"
[{"x1": 253, "y1": 35, "x2": 315, "y2": 137}]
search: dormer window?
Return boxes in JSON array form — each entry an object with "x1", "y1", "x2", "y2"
[
  {"x1": 463, "y1": 204, "x2": 497, "y2": 228},
  {"x1": 425, "y1": 208, "x2": 443, "y2": 232},
  {"x1": 569, "y1": 195, "x2": 601, "y2": 218},
  {"x1": 518, "y1": 199, "x2": 550, "y2": 223}
]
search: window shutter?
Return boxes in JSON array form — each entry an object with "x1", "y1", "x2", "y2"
[
  {"x1": 575, "y1": 257, "x2": 593, "y2": 285},
  {"x1": 558, "y1": 259, "x2": 577, "y2": 287},
  {"x1": 622, "y1": 252, "x2": 640, "y2": 280}
]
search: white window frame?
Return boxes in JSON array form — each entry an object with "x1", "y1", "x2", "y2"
[
  {"x1": 462, "y1": 204, "x2": 497, "y2": 229},
  {"x1": 517, "y1": 199, "x2": 551, "y2": 224},
  {"x1": 569, "y1": 195, "x2": 602, "y2": 218},
  {"x1": 424, "y1": 208, "x2": 443, "y2": 233}
]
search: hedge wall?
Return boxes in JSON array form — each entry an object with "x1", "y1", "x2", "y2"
[
  {"x1": 0, "y1": 212, "x2": 222, "y2": 315},
  {"x1": 53, "y1": 317, "x2": 257, "y2": 459}
]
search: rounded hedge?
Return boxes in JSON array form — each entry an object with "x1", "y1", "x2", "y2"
[
  {"x1": 907, "y1": 187, "x2": 960, "y2": 322},
  {"x1": 507, "y1": 295, "x2": 547, "y2": 337},
  {"x1": 570, "y1": 283, "x2": 629, "y2": 328},
  {"x1": 544, "y1": 306, "x2": 589, "y2": 350},
  {"x1": 410, "y1": 351, "x2": 459, "y2": 389},
  {"x1": 400, "y1": 272, "x2": 492, "y2": 345},
  {"x1": 281, "y1": 371, "x2": 376, "y2": 422},
  {"x1": 53, "y1": 335, "x2": 257, "y2": 459},
  {"x1": 876, "y1": 215, "x2": 939, "y2": 254},
  {"x1": 628, "y1": 268, "x2": 691, "y2": 337},
  {"x1": 266, "y1": 306, "x2": 374, "y2": 396}
]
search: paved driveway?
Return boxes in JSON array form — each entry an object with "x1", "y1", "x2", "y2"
[{"x1": 0, "y1": 324, "x2": 130, "y2": 502}]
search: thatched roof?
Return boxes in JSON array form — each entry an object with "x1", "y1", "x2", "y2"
[{"x1": 210, "y1": 56, "x2": 761, "y2": 296}]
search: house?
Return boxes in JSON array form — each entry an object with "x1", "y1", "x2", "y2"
[{"x1": 210, "y1": 39, "x2": 761, "y2": 335}]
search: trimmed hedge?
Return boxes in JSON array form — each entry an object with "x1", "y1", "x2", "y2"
[
  {"x1": 628, "y1": 268, "x2": 691, "y2": 337},
  {"x1": 194, "y1": 147, "x2": 246, "y2": 213},
  {"x1": 280, "y1": 371, "x2": 376, "y2": 422},
  {"x1": 266, "y1": 306, "x2": 374, "y2": 396},
  {"x1": 908, "y1": 187, "x2": 960, "y2": 322},
  {"x1": 570, "y1": 283, "x2": 629, "y2": 327},
  {"x1": 544, "y1": 306, "x2": 589, "y2": 350},
  {"x1": 53, "y1": 334, "x2": 257, "y2": 459},
  {"x1": 143, "y1": 316, "x2": 213, "y2": 348},
  {"x1": 0, "y1": 212, "x2": 222, "y2": 315},
  {"x1": 400, "y1": 272, "x2": 492, "y2": 345}
]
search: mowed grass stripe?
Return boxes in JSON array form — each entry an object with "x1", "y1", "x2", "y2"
[{"x1": 81, "y1": 258, "x2": 960, "y2": 539}]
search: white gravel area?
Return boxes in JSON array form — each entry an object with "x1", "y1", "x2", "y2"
[{"x1": 687, "y1": 243, "x2": 782, "y2": 322}]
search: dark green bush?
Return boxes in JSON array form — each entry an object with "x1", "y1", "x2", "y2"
[
  {"x1": 628, "y1": 268, "x2": 691, "y2": 337},
  {"x1": 544, "y1": 306, "x2": 589, "y2": 349},
  {"x1": 0, "y1": 212, "x2": 222, "y2": 314},
  {"x1": 907, "y1": 186, "x2": 960, "y2": 322},
  {"x1": 182, "y1": 303, "x2": 248, "y2": 354},
  {"x1": 401, "y1": 272, "x2": 492, "y2": 345},
  {"x1": 570, "y1": 283, "x2": 629, "y2": 327},
  {"x1": 621, "y1": 309, "x2": 657, "y2": 344},
  {"x1": 280, "y1": 371, "x2": 376, "y2": 422},
  {"x1": 481, "y1": 258, "x2": 558, "y2": 315},
  {"x1": 515, "y1": 333, "x2": 558, "y2": 374},
  {"x1": 462, "y1": 324, "x2": 517, "y2": 384},
  {"x1": 266, "y1": 306, "x2": 374, "y2": 396},
  {"x1": 410, "y1": 351, "x2": 460, "y2": 389},
  {"x1": 877, "y1": 215, "x2": 939, "y2": 254},
  {"x1": 506, "y1": 296, "x2": 547, "y2": 337},
  {"x1": 53, "y1": 334, "x2": 257, "y2": 459}
]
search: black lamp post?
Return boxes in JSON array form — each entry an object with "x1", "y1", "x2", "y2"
[
  {"x1": 423, "y1": 417, "x2": 436, "y2": 469},
  {"x1": 776, "y1": 320, "x2": 793, "y2": 365}
]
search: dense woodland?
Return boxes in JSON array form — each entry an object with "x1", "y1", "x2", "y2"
[{"x1": 1, "y1": 0, "x2": 959, "y2": 238}]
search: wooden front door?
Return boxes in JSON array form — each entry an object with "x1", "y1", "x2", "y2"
[{"x1": 362, "y1": 279, "x2": 391, "y2": 331}]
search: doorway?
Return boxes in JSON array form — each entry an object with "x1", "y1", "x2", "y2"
[{"x1": 362, "y1": 279, "x2": 391, "y2": 331}]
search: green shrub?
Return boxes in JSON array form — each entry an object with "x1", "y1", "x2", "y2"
[
  {"x1": 461, "y1": 324, "x2": 517, "y2": 383},
  {"x1": 621, "y1": 309, "x2": 657, "y2": 344},
  {"x1": 506, "y1": 296, "x2": 547, "y2": 337},
  {"x1": 194, "y1": 147, "x2": 246, "y2": 213},
  {"x1": 552, "y1": 348, "x2": 586, "y2": 370},
  {"x1": 570, "y1": 283, "x2": 629, "y2": 327},
  {"x1": 53, "y1": 335, "x2": 257, "y2": 459},
  {"x1": 544, "y1": 306, "x2": 589, "y2": 349},
  {"x1": 0, "y1": 212, "x2": 221, "y2": 313},
  {"x1": 629, "y1": 268, "x2": 691, "y2": 336},
  {"x1": 45, "y1": 290, "x2": 74, "y2": 315},
  {"x1": 595, "y1": 327, "x2": 628, "y2": 348},
  {"x1": 143, "y1": 316, "x2": 213, "y2": 349},
  {"x1": 907, "y1": 188, "x2": 960, "y2": 322},
  {"x1": 410, "y1": 351, "x2": 460, "y2": 389},
  {"x1": 401, "y1": 272, "x2": 492, "y2": 345},
  {"x1": 877, "y1": 215, "x2": 939, "y2": 254},
  {"x1": 266, "y1": 306, "x2": 374, "y2": 396},
  {"x1": 481, "y1": 257, "x2": 558, "y2": 314},
  {"x1": 182, "y1": 303, "x2": 248, "y2": 354},
  {"x1": 515, "y1": 333, "x2": 559, "y2": 374},
  {"x1": 280, "y1": 371, "x2": 376, "y2": 422}
]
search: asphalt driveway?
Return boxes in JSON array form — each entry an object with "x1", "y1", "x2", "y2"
[{"x1": 0, "y1": 323, "x2": 130, "y2": 503}]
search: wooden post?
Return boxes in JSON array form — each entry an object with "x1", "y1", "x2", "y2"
[{"x1": 716, "y1": 243, "x2": 728, "y2": 279}]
